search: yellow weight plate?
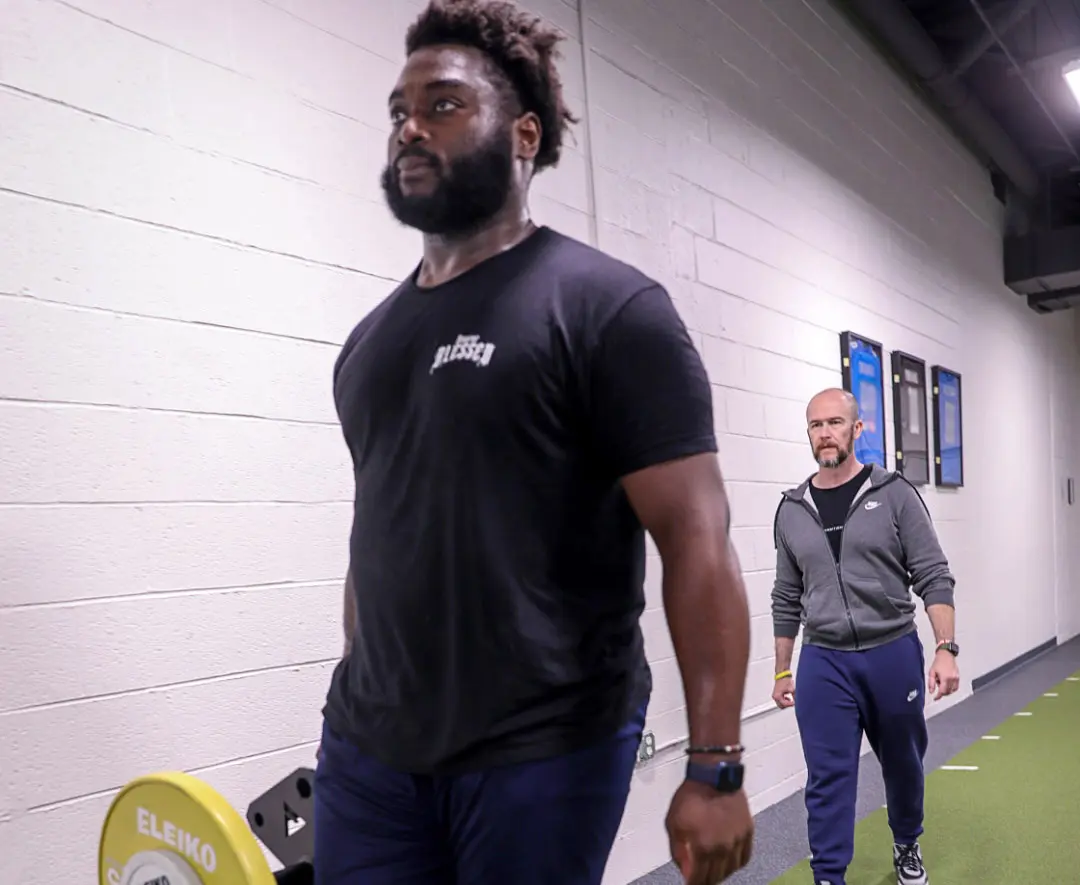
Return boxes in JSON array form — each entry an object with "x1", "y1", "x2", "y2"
[{"x1": 99, "y1": 770, "x2": 277, "y2": 885}]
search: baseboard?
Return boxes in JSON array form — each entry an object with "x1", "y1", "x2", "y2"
[{"x1": 971, "y1": 637, "x2": 1058, "y2": 692}]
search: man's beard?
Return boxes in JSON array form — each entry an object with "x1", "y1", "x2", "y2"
[
  {"x1": 815, "y1": 432, "x2": 854, "y2": 468},
  {"x1": 381, "y1": 129, "x2": 515, "y2": 236}
]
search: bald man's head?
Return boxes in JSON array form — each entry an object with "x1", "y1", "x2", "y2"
[
  {"x1": 806, "y1": 387, "x2": 859, "y2": 423},
  {"x1": 805, "y1": 387, "x2": 862, "y2": 468}
]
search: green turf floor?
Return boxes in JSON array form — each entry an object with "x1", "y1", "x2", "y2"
[{"x1": 770, "y1": 670, "x2": 1080, "y2": 884}]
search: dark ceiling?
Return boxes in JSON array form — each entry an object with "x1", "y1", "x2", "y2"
[
  {"x1": 843, "y1": 0, "x2": 1080, "y2": 218},
  {"x1": 905, "y1": 0, "x2": 1080, "y2": 179},
  {"x1": 840, "y1": 0, "x2": 1080, "y2": 311}
]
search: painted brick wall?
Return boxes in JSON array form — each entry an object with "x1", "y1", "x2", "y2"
[{"x1": 0, "y1": 1, "x2": 1077, "y2": 884}]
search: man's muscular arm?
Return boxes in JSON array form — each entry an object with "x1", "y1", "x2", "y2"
[
  {"x1": 586, "y1": 284, "x2": 754, "y2": 883},
  {"x1": 623, "y1": 453, "x2": 751, "y2": 763}
]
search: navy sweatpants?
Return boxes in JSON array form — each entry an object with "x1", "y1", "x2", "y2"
[
  {"x1": 795, "y1": 630, "x2": 928, "y2": 884},
  {"x1": 312, "y1": 702, "x2": 647, "y2": 885}
]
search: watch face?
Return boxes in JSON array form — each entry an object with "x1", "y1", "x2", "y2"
[{"x1": 718, "y1": 765, "x2": 744, "y2": 791}]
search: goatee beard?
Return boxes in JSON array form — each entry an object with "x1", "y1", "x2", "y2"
[
  {"x1": 381, "y1": 129, "x2": 516, "y2": 236},
  {"x1": 816, "y1": 441, "x2": 851, "y2": 469}
]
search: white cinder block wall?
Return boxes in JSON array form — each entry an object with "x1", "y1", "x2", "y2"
[{"x1": 1, "y1": 1, "x2": 1078, "y2": 883}]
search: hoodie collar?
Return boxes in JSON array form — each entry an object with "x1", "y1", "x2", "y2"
[{"x1": 782, "y1": 462, "x2": 892, "y2": 501}]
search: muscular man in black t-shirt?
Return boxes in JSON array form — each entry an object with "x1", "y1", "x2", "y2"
[{"x1": 313, "y1": 3, "x2": 754, "y2": 884}]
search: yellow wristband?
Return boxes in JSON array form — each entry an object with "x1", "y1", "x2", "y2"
[{"x1": 775, "y1": 670, "x2": 792, "y2": 681}]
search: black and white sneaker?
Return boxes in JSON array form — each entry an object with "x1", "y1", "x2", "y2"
[{"x1": 893, "y1": 842, "x2": 929, "y2": 884}]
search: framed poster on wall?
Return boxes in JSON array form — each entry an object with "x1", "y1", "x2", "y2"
[
  {"x1": 839, "y1": 330, "x2": 886, "y2": 468},
  {"x1": 890, "y1": 351, "x2": 930, "y2": 485},
  {"x1": 931, "y1": 365, "x2": 964, "y2": 488}
]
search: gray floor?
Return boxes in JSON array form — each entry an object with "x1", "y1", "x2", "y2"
[{"x1": 631, "y1": 635, "x2": 1080, "y2": 885}]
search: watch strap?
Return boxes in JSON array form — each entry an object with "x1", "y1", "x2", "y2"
[{"x1": 685, "y1": 759, "x2": 744, "y2": 794}]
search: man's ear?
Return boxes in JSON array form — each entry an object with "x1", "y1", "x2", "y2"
[{"x1": 514, "y1": 111, "x2": 542, "y2": 161}]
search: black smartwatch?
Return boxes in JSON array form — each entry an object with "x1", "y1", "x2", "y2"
[
  {"x1": 685, "y1": 760, "x2": 745, "y2": 794},
  {"x1": 937, "y1": 640, "x2": 959, "y2": 657}
]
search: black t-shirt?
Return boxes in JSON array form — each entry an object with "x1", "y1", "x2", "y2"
[
  {"x1": 808, "y1": 464, "x2": 873, "y2": 562},
  {"x1": 321, "y1": 226, "x2": 718, "y2": 775}
]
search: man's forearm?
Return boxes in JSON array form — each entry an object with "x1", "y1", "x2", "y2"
[
  {"x1": 774, "y1": 636, "x2": 795, "y2": 674},
  {"x1": 343, "y1": 569, "x2": 356, "y2": 656},
  {"x1": 662, "y1": 534, "x2": 750, "y2": 761},
  {"x1": 926, "y1": 602, "x2": 955, "y2": 646}
]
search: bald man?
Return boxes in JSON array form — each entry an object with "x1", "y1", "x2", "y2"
[{"x1": 770, "y1": 388, "x2": 960, "y2": 885}]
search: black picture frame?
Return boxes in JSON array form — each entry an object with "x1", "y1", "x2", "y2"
[
  {"x1": 839, "y1": 331, "x2": 887, "y2": 468},
  {"x1": 890, "y1": 351, "x2": 930, "y2": 486},
  {"x1": 931, "y1": 365, "x2": 964, "y2": 488}
]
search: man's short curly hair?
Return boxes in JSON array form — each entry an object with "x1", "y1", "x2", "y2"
[{"x1": 405, "y1": 0, "x2": 578, "y2": 172}]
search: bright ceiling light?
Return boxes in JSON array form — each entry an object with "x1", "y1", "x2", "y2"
[{"x1": 1063, "y1": 59, "x2": 1080, "y2": 108}]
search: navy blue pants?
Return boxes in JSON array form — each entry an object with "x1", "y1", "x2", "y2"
[
  {"x1": 795, "y1": 630, "x2": 928, "y2": 884},
  {"x1": 312, "y1": 702, "x2": 646, "y2": 885}
]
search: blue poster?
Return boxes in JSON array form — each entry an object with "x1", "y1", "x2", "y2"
[
  {"x1": 936, "y1": 369, "x2": 963, "y2": 485},
  {"x1": 847, "y1": 338, "x2": 885, "y2": 468}
]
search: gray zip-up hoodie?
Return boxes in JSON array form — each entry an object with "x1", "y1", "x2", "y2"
[{"x1": 771, "y1": 463, "x2": 955, "y2": 651}]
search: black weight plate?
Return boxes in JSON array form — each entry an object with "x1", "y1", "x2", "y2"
[{"x1": 247, "y1": 767, "x2": 316, "y2": 868}]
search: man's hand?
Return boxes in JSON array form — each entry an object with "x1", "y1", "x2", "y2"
[
  {"x1": 666, "y1": 781, "x2": 754, "y2": 884},
  {"x1": 772, "y1": 674, "x2": 795, "y2": 709},
  {"x1": 928, "y1": 649, "x2": 960, "y2": 700}
]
